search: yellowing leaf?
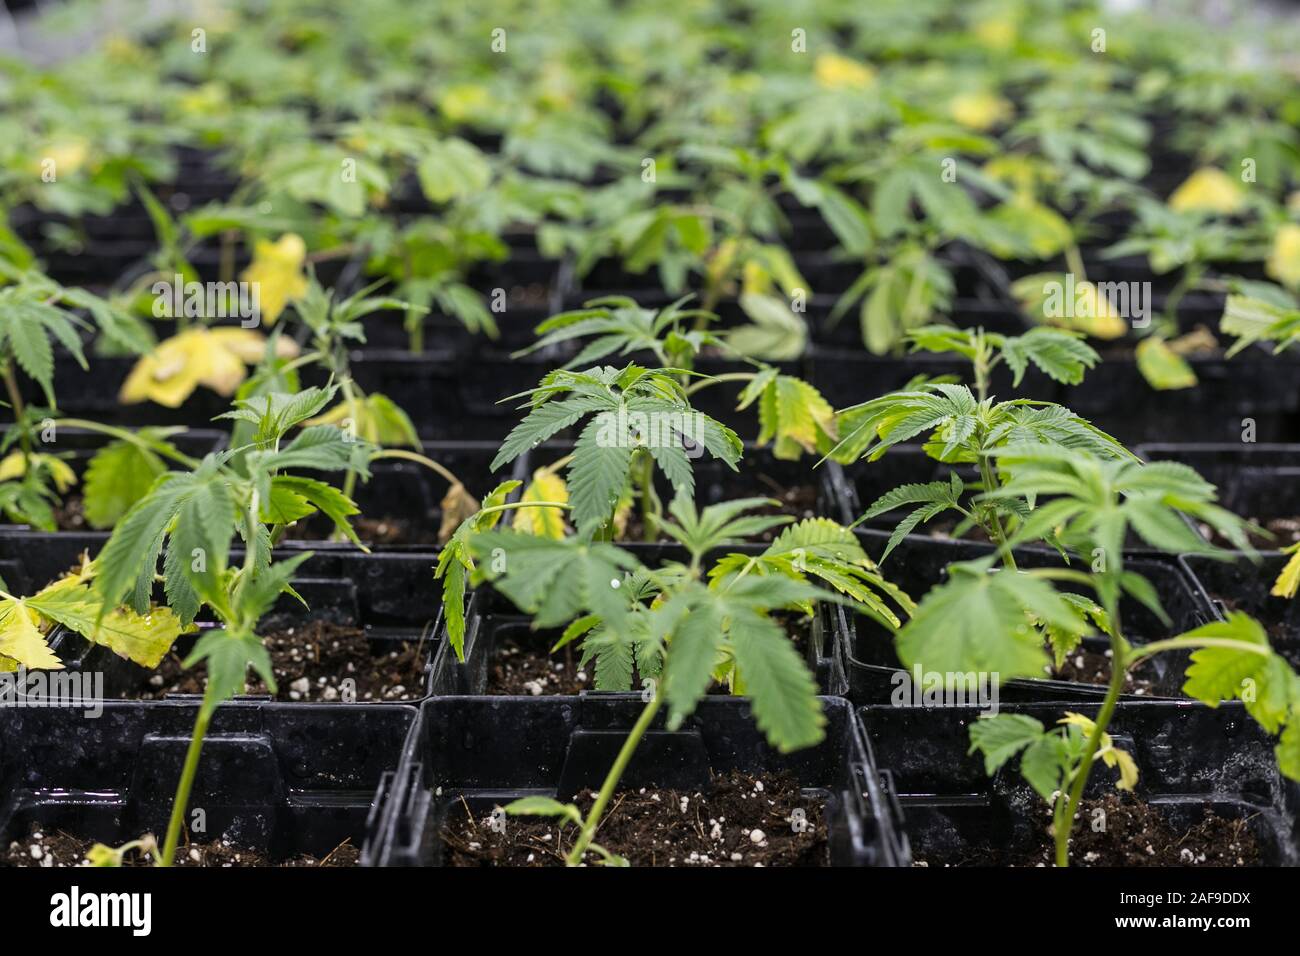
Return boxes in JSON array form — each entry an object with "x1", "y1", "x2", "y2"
[
  {"x1": 1136, "y1": 336, "x2": 1198, "y2": 391},
  {"x1": 120, "y1": 328, "x2": 298, "y2": 407},
  {"x1": 305, "y1": 393, "x2": 420, "y2": 447},
  {"x1": 974, "y1": 17, "x2": 1015, "y2": 49},
  {"x1": 438, "y1": 83, "x2": 493, "y2": 122},
  {"x1": 513, "y1": 469, "x2": 569, "y2": 539},
  {"x1": 0, "y1": 451, "x2": 77, "y2": 493},
  {"x1": 0, "y1": 601, "x2": 61, "y2": 670},
  {"x1": 240, "y1": 233, "x2": 309, "y2": 324},
  {"x1": 32, "y1": 140, "x2": 88, "y2": 176},
  {"x1": 814, "y1": 53, "x2": 875, "y2": 90},
  {"x1": 1059, "y1": 713, "x2": 1139, "y2": 791},
  {"x1": 1266, "y1": 223, "x2": 1300, "y2": 290},
  {"x1": 950, "y1": 91, "x2": 1013, "y2": 131},
  {"x1": 1168, "y1": 168, "x2": 1245, "y2": 215},
  {"x1": 1272, "y1": 544, "x2": 1300, "y2": 599}
]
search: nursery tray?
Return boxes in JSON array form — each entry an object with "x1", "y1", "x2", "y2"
[
  {"x1": 364, "y1": 695, "x2": 903, "y2": 866},
  {"x1": 1180, "y1": 552, "x2": 1300, "y2": 667},
  {"x1": 0, "y1": 701, "x2": 415, "y2": 867},
  {"x1": 858, "y1": 701, "x2": 1299, "y2": 867}
]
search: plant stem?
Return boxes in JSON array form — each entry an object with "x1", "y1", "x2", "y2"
[
  {"x1": 158, "y1": 689, "x2": 217, "y2": 867},
  {"x1": 634, "y1": 449, "x2": 661, "y2": 542},
  {"x1": 370, "y1": 448, "x2": 462, "y2": 490},
  {"x1": 565, "y1": 692, "x2": 663, "y2": 866},
  {"x1": 2, "y1": 359, "x2": 32, "y2": 460},
  {"x1": 977, "y1": 453, "x2": 1017, "y2": 570},
  {"x1": 52, "y1": 418, "x2": 201, "y2": 469},
  {"x1": 1053, "y1": 628, "x2": 1126, "y2": 867},
  {"x1": 683, "y1": 372, "x2": 755, "y2": 397}
]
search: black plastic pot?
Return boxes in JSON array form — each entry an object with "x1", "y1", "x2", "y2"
[
  {"x1": 0, "y1": 701, "x2": 415, "y2": 866},
  {"x1": 844, "y1": 530, "x2": 1217, "y2": 704},
  {"x1": 858, "y1": 701, "x2": 1299, "y2": 866},
  {"x1": 434, "y1": 546, "x2": 847, "y2": 698},
  {"x1": 365, "y1": 695, "x2": 904, "y2": 866},
  {"x1": 1064, "y1": 355, "x2": 1300, "y2": 445},
  {"x1": 1180, "y1": 552, "x2": 1300, "y2": 667},
  {"x1": 39, "y1": 550, "x2": 442, "y2": 705}
]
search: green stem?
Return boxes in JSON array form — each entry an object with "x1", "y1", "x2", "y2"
[
  {"x1": 371, "y1": 448, "x2": 463, "y2": 490},
  {"x1": 1054, "y1": 627, "x2": 1126, "y2": 867},
  {"x1": 2, "y1": 359, "x2": 32, "y2": 461},
  {"x1": 565, "y1": 692, "x2": 663, "y2": 866},
  {"x1": 158, "y1": 689, "x2": 217, "y2": 867},
  {"x1": 635, "y1": 450, "x2": 661, "y2": 542},
  {"x1": 978, "y1": 453, "x2": 1017, "y2": 570},
  {"x1": 683, "y1": 371, "x2": 755, "y2": 398},
  {"x1": 475, "y1": 500, "x2": 569, "y2": 518},
  {"x1": 52, "y1": 418, "x2": 201, "y2": 469}
]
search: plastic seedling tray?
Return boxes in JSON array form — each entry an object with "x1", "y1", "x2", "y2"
[
  {"x1": 365, "y1": 695, "x2": 903, "y2": 866},
  {"x1": 0, "y1": 701, "x2": 415, "y2": 866},
  {"x1": 1180, "y1": 552, "x2": 1300, "y2": 667},
  {"x1": 858, "y1": 701, "x2": 1299, "y2": 866}
]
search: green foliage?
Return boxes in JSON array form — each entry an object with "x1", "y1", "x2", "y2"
[{"x1": 491, "y1": 364, "x2": 741, "y2": 534}]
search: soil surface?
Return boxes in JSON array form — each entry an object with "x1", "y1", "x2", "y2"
[
  {"x1": 138, "y1": 621, "x2": 425, "y2": 702},
  {"x1": 53, "y1": 496, "x2": 90, "y2": 531},
  {"x1": 3, "y1": 826, "x2": 359, "y2": 867},
  {"x1": 442, "y1": 770, "x2": 828, "y2": 866},
  {"x1": 487, "y1": 632, "x2": 590, "y2": 695},
  {"x1": 916, "y1": 794, "x2": 1262, "y2": 867},
  {"x1": 1050, "y1": 648, "x2": 1159, "y2": 695}
]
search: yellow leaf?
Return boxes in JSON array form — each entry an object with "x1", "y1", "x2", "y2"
[
  {"x1": 0, "y1": 600, "x2": 61, "y2": 670},
  {"x1": 814, "y1": 53, "x2": 875, "y2": 90},
  {"x1": 974, "y1": 17, "x2": 1016, "y2": 50},
  {"x1": 1272, "y1": 545, "x2": 1300, "y2": 599},
  {"x1": 32, "y1": 140, "x2": 88, "y2": 177},
  {"x1": 1108, "y1": 747, "x2": 1140, "y2": 791},
  {"x1": 240, "y1": 233, "x2": 309, "y2": 324},
  {"x1": 1266, "y1": 223, "x2": 1300, "y2": 290},
  {"x1": 0, "y1": 451, "x2": 78, "y2": 493},
  {"x1": 1136, "y1": 336, "x2": 1198, "y2": 391},
  {"x1": 120, "y1": 328, "x2": 298, "y2": 407},
  {"x1": 513, "y1": 469, "x2": 569, "y2": 539},
  {"x1": 950, "y1": 91, "x2": 1013, "y2": 131},
  {"x1": 438, "y1": 83, "x2": 493, "y2": 122},
  {"x1": 1168, "y1": 168, "x2": 1245, "y2": 215}
]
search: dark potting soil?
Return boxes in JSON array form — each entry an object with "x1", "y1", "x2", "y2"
[
  {"x1": 138, "y1": 621, "x2": 425, "y2": 702},
  {"x1": 488, "y1": 634, "x2": 591, "y2": 695},
  {"x1": 2, "y1": 826, "x2": 359, "y2": 867},
  {"x1": 1050, "y1": 648, "x2": 1158, "y2": 695},
  {"x1": 442, "y1": 770, "x2": 827, "y2": 866},
  {"x1": 53, "y1": 496, "x2": 89, "y2": 531},
  {"x1": 915, "y1": 794, "x2": 1261, "y2": 867},
  {"x1": 485, "y1": 616, "x2": 812, "y2": 696}
]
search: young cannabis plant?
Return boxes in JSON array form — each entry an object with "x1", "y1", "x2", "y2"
[
  {"x1": 837, "y1": 381, "x2": 1129, "y2": 561},
  {"x1": 491, "y1": 363, "x2": 742, "y2": 539},
  {"x1": 92, "y1": 384, "x2": 372, "y2": 625},
  {"x1": 451, "y1": 497, "x2": 907, "y2": 865},
  {"x1": 904, "y1": 324, "x2": 1101, "y2": 401},
  {"x1": 911, "y1": 444, "x2": 1300, "y2": 865},
  {"x1": 519, "y1": 296, "x2": 838, "y2": 462}
]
